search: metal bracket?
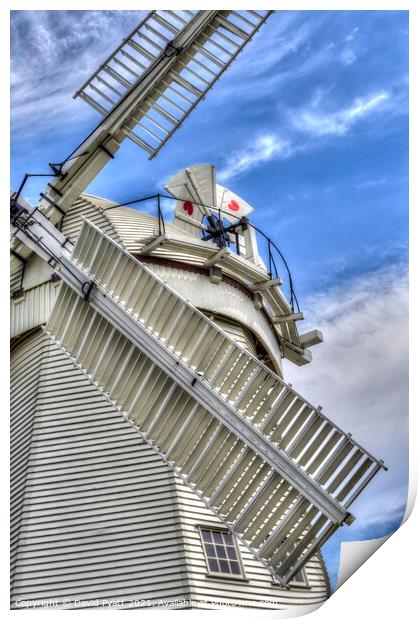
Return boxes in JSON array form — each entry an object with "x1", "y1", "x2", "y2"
[
  {"x1": 10, "y1": 250, "x2": 28, "y2": 265},
  {"x1": 48, "y1": 162, "x2": 67, "y2": 180},
  {"x1": 164, "y1": 42, "x2": 182, "y2": 57},
  {"x1": 47, "y1": 256, "x2": 58, "y2": 269},
  {"x1": 98, "y1": 143, "x2": 115, "y2": 159},
  {"x1": 81, "y1": 280, "x2": 95, "y2": 301},
  {"x1": 39, "y1": 192, "x2": 66, "y2": 216},
  {"x1": 47, "y1": 183, "x2": 63, "y2": 197},
  {"x1": 61, "y1": 237, "x2": 73, "y2": 249}
]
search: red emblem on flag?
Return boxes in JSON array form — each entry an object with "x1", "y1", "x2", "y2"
[
  {"x1": 183, "y1": 201, "x2": 194, "y2": 216},
  {"x1": 227, "y1": 199, "x2": 240, "y2": 212}
]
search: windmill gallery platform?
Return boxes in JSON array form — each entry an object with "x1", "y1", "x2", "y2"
[{"x1": 10, "y1": 11, "x2": 386, "y2": 610}]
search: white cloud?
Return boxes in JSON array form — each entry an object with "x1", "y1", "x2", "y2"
[
  {"x1": 293, "y1": 91, "x2": 390, "y2": 137},
  {"x1": 216, "y1": 84, "x2": 400, "y2": 182},
  {"x1": 218, "y1": 134, "x2": 292, "y2": 182},
  {"x1": 354, "y1": 177, "x2": 389, "y2": 190},
  {"x1": 11, "y1": 11, "x2": 145, "y2": 136},
  {"x1": 340, "y1": 47, "x2": 357, "y2": 65},
  {"x1": 345, "y1": 26, "x2": 359, "y2": 43},
  {"x1": 209, "y1": 13, "x2": 332, "y2": 104},
  {"x1": 284, "y1": 261, "x2": 408, "y2": 525}
]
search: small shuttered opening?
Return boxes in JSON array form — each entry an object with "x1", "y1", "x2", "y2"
[
  {"x1": 201, "y1": 312, "x2": 257, "y2": 356},
  {"x1": 10, "y1": 264, "x2": 24, "y2": 295},
  {"x1": 201, "y1": 311, "x2": 276, "y2": 371}
]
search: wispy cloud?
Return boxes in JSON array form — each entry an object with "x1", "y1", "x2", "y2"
[
  {"x1": 345, "y1": 26, "x2": 360, "y2": 43},
  {"x1": 218, "y1": 135, "x2": 293, "y2": 182},
  {"x1": 286, "y1": 261, "x2": 408, "y2": 588},
  {"x1": 340, "y1": 47, "x2": 357, "y2": 65},
  {"x1": 339, "y1": 26, "x2": 359, "y2": 66},
  {"x1": 293, "y1": 91, "x2": 390, "y2": 137},
  {"x1": 11, "y1": 11, "x2": 145, "y2": 137},
  {"x1": 286, "y1": 259, "x2": 408, "y2": 468},
  {"x1": 207, "y1": 12, "x2": 333, "y2": 104},
  {"x1": 217, "y1": 85, "x2": 401, "y2": 182},
  {"x1": 354, "y1": 177, "x2": 389, "y2": 190}
]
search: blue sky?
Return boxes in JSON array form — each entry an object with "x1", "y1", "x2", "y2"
[{"x1": 11, "y1": 10, "x2": 409, "y2": 591}]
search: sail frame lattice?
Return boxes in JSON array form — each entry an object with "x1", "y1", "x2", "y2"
[
  {"x1": 74, "y1": 10, "x2": 272, "y2": 158},
  {"x1": 38, "y1": 218, "x2": 386, "y2": 585}
]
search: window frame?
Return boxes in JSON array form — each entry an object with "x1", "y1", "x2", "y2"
[
  {"x1": 289, "y1": 568, "x2": 309, "y2": 587},
  {"x1": 197, "y1": 525, "x2": 247, "y2": 581},
  {"x1": 272, "y1": 568, "x2": 309, "y2": 588}
]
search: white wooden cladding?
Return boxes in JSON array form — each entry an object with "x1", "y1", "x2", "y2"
[
  {"x1": 60, "y1": 196, "x2": 124, "y2": 246},
  {"x1": 45, "y1": 219, "x2": 384, "y2": 584},
  {"x1": 10, "y1": 263, "x2": 23, "y2": 293},
  {"x1": 10, "y1": 330, "x2": 193, "y2": 606},
  {"x1": 74, "y1": 10, "x2": 272, "y2": 158},
  {"x1": 10, "y1": 329, "x2": 328, "y2": 607},
  {"x1": 173, "y1": 478, "x2": 329, "y2": 607},
  {"x1": 10, "y1": 281, "x2": 61, "y2": 339},
  {"x1": 11, "y1": 331, "x2": 49, "y2": 586},
  {"x1": 144, "y1": 263, "x2": 283, "y2": 374}
]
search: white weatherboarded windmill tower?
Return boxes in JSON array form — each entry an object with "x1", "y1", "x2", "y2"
[{"x1": 10, "y1": 10, "x2": 386, "y2": 610}]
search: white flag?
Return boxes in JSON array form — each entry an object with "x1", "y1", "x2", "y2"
[{"x1": 216, "y1": 184, "x2": 254, "y2": 223}]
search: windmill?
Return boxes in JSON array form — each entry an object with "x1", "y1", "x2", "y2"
[{"x1": 10, "y1": 10, "x2": 386, "y2": 610}]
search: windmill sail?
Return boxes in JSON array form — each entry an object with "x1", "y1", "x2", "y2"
[
  {"x1": 73, "y1": 11, "x2": 199, "y2": 114},
  {"x1": 11, "y1": 209, "x2": 385, "y2": 585},
  {"x1": 74, "y1": 10, "x2": 272, "y2": 158},
  {"x1": 35, "y1": 10, "x2": 272, "y2": 226}
]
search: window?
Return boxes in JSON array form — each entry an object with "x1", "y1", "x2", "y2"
[
  {"x1": 272, "y1": 568, "x2": 308, "y2": 588},
  {"x1": 290, "y1": 569, "x2": 308, "y2": 587},
  {"x1": 199, "y1": 527, "x2": 245, "y2": 578}
]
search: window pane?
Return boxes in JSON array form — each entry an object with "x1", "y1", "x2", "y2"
[
  {"x1": 292, "y1": 570, "x2": 305, "y2": 583},
  {"x1": 212, "y1": 532, "x2": 223, "y2": 544},
  {"x1": 204, "y1": 543, "x2": 216, "y2": 557},
  {"x1": 219, "y1": 559, "x2": 230, "y2": 573},
  {"x1": 226, "y1": 545, "x2": 237, "y2": 560},
  {"x1": 223, "y1": 531, "x2": 233, "y2": 544},
  {"x1": 215, "y1": 544, "x2": 227, "y2": 559},
  {"x1": 200, "y1": 527, "x2": 243, "y2": 578},
  {"x1": 208, "y1": 558, "x2": 219, "y2": 572}
]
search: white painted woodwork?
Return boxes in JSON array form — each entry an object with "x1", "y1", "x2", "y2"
[
  {"x1": 9, "y1": 197, "x2": 384, "y2": 608},
  {"x1": 10, "y1": 280, "x2": 61, "y2": 339},
  {"x1": 10, "y1": 329, "x2": 329, "y2": 608},
  {"x1": 300, "y1": 330, "x2": 324, "y2": 348},
  {"x1": 143, "y1": 262, "x2": 284, "y2": 375},
  {"x1": 11, "y1": 213, "x2": 383, "y2": 583},
  {"x1": 102, "y1": 205, "x2": 309, "y2": 364}
]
